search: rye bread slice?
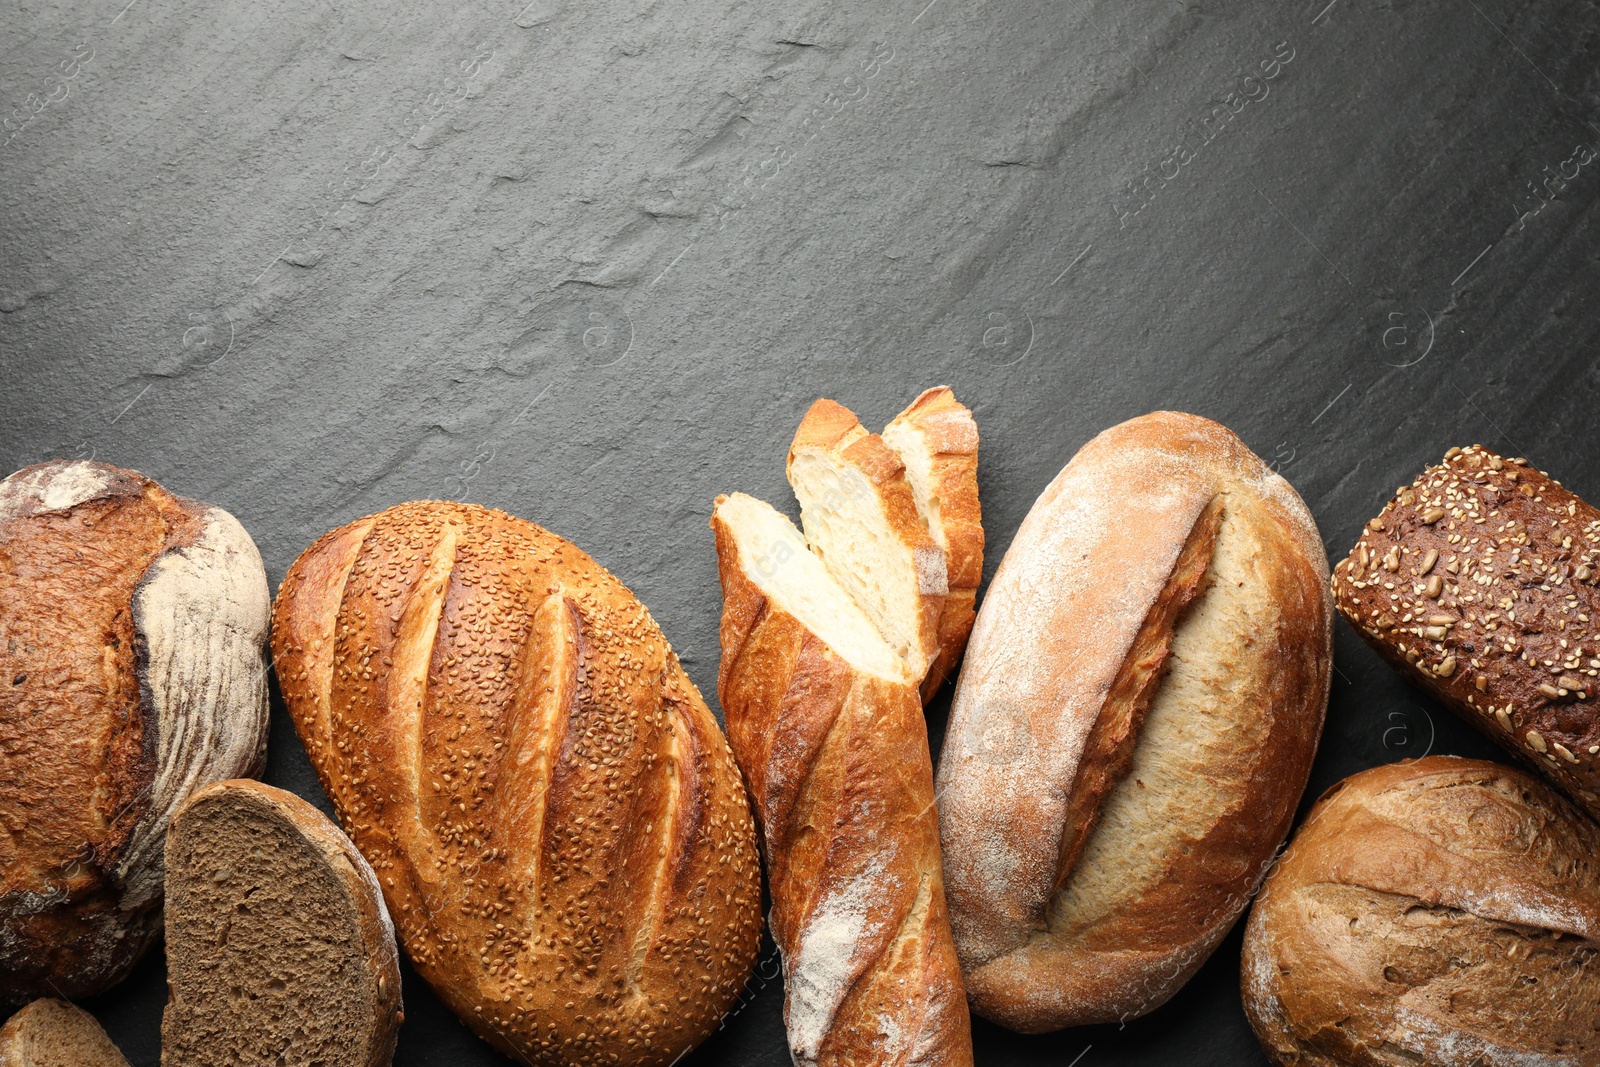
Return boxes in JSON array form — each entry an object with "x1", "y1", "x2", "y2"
[
  {"x1": 161, "y1": 780, "x2": 401, "y2": 1067},
  {"x1": 0, "y1": 998, "x2": 129, "y2": 1067}
]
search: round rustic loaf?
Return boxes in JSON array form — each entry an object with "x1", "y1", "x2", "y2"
[
  {"x1": 0, "y1": 460, "x2": 271, "y2": 1001},
  {"x1": 271, "y1": 501, "x2": 763, "y2": 1067},
  {"x1": 1242, "y1": 755, "x2": 1600, "y2": 1067}
]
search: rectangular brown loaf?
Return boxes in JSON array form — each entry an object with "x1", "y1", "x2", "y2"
[{"x1": 1332, "y1": 444, "x2": 1600, "y2": 817}]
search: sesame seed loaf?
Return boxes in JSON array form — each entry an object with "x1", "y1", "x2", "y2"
[
  {"x1": 271, "y1": 501, "x2": 762, "y2": 1067},
  {"x1": 161, "y1": 779, "x2": 402, "y2": 1067},
  {"x1": 710, "y1": 492, "x2": 972, "y2": 1067},
  {"x1": 0, "y1": 460, "x2": 270, "y2": 1002},
  {"x1": 936, "y1": 411, "x2": 1333, "y2": 1032},
  {"x1": 1332, "y1": 444, "x2": 1600, "y2": 819},
  {"x1": 882, "y1": 387, "x2": 984, "y2": 702},
  {"x1": 1242, "y1": 756, "x2": 1600, "y2": 1067},
  {"x1": 0, "y1": 998, "x2": 130, "y2": 1067}
]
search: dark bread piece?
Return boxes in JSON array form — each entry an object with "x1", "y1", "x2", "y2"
[
  {"x1": 0, "y1": 999, "x2": 130, "y2": 1067},
  {"x1": 0, "y1": 461, "x2": 270, "y2": 1001},
  {"x1": 936, "y1": 412, "x2": 1333, "y2": 1032},
  {"x1": 1332, "y1": 444, "x2": 1600, "y2": 818},
  {"x1": 161, "y1": 779, "x2": 402, "y2": 1067},
  {"x1": 272, "y1": 502, "x2": 762, "y2": 1067},
  {"x1": 1242, "y1": 756, "x2": 1600, "y2": 1067}
]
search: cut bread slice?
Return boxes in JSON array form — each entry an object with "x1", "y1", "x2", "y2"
[
  {"x1": 712, "y1": 492, "x2": 908, "y2": 683},
  {"x1": 882, "y1": 387, "x2": 984, "y2": 701},
  {"x1": 0, "y1": 999, "x2": 129, "y2": 1067},
  {"x1": 162, "y1": 780, "x2": 402, "y2": 1067},
  {"x1": 787, "y1": 399, "x2": 947, "y2": 685}
]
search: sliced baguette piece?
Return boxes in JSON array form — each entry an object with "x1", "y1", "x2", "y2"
[
  {"x1": 0, "y1": 999, "x2": 129, "y2": 1067},
  {"x1": 711, "y1": 493, "x2": 971, "y2": 1067},
  {"x1": 162, "y1": 780, "x2": 401, "y2": 1067},
  {"x1": 882, "y1": 387, "x2": 984, "y2": 701},
  {"x1": 786, "y1": 399, "x2": 948, "y2": 685}
]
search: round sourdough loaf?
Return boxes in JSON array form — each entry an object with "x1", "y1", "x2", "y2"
[
  {"x1": 271, "y1": 501, "x2": 762, "y2": 1067},
  {"x1": 1242, "y1": 756, "x2": 1600, "y2": 1066},
  {"x1": 0, "y1": 460, "x2": 270, "y2": 1001},
  {"x1": 935, "y1": 411, "x2": 1333, "y2": 1031}
]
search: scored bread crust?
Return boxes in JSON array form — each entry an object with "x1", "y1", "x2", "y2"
[
  {"x1": 883, "y1": 387, "x2": 984, "y2": 702},
  {"x1": 935, "y1": 412, "x2": 1332, "y2": 1032},
  {"x1": 711, "y1": 494, "x2": 972, "y2": 1067},
  {"x1": 271, "y1": 501, "x2": 762, "y2": 1067},
  {"x1": 1241, "y1": 756, "x2": 1600, "y2": 1067},
  {"x1": 0, "y1": 460, "x2": 270, "y2": 1002},
  {"x1": 787, "y1": 399, "x2": 948, "y2": 685},
  {"x1": 162, "y1": 779, "x2": 402, "y2": 1067},
  {"x1": 0, "y1": 998, "x2": 130, "y2": 1067},
  {"x1": 1332, "y1": 445, "x2": 1600, "y2": 820}
]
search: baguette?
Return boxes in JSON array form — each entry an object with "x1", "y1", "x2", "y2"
[
  {"x1": 1242, "y1": 756, "x2": 1600, "y2": 1067},
  {"x1": 0, "y1": 999, "x2": 129, "y2": 1067},
  {"x1": 882, "y1": 388, "x2": 984, "y2": 701},
  {"x1": 711, "y1": 492, "x2": 972, "y2": 1067},
  {"x1": 1332, "y1": 444, "x2": 1600, "y2": 819},
  {"x1": 0, "y1": 460, "x2": 270, "y2": 1001},
  {"x1": 271, "y1": 501, "x2": 762, "y2": 1067},
  {"x1": 162, "y1": 780, "x2": 402, "y2": 1067},
  {"x1": 936, "y1": 412, "x2": 1332, "y2": 1031},
  {"x1": 787, "y1": 399, "x2": 948, "y2": 685}
]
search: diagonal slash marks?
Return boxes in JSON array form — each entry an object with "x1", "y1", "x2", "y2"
[
  {"x1": 1451, "y1": 243, "x2": 1493, "y2": 287},
  {"x1": 1461, "y1": 0, "x2": 1560, "y2": 93},
  {"x1": 1311, "y1": 383, "x2": 1351, "y2": 424}
]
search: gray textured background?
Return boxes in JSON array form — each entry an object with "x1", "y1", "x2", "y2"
[{"x1": 4, "y1": 0, "x2": 1599, "y2": 1062}]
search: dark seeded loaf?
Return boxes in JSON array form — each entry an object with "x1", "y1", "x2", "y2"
[
  {"x1": 1332, "y1": 444, "x2": 1600, "y2": 818},
  {"x1": 0, "y1": 999, "x2": 130, "y2": 1067},
  {"x1": 161, "y1": 780, "x2": 402, "y2": 1067}
]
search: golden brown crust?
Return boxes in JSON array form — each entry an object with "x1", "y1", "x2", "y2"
[
  {"x1": 163, "y1": 780, "x2": 402, "y2": 1067},
  {"x1": 788, "y1": 399, "x2": 946, "y2": 684},
  {"x1": 0, "y1": 460, "x2": 269, "y2": 1001},
  {"x1": 884, "y1": 388, "x2": 984, "y2": 701},
  {"x1": 711, "y1": 496, "x2": 973, "y2": 1067},
  {"x1": 271, "y1": 502, "x2": 762, "y2": 1067},
  {"x1": 1333, "y1": 444, "x2": 1600, "y2": 819},
  {"x1": 936, "y1": 412, "x2": 1333, "y2": 1032},
  {"x1": 1241, "y1": 756, "x2": 1600, "y2": 1067}
]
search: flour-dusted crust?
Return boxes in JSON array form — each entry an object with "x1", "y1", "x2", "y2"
[
  {"x1": 711, "y1": 494, "x2": 972, "y2": 1067},
  {"x1": 788, "y1": 399, "x2": 948, "y2": 684},
  {"x1": 883, "y1": 387, "x2": 984, "y2": 702},
  {"x1": 162, "y1": 780, "x2": 401, "y2": 1067},
  {"x1": 935, "y1": 412, "x2": 1332, "y2": 1032},
  {"x1": 1333, "y1": 444, "x2": 1600, "y2": 820},
  {"x1": 0, "y1": 998, "x2": 130, "y2": 1067},
  {"x1": 0, "y1": 460, "x2": 270, "y2": 1001},
  {"x1": 1242, "y1": 756, "x2": 1600, "y2": 1067},
  {"x1": 271, "y1": 501, "x2": 762, "y2": 1067}
]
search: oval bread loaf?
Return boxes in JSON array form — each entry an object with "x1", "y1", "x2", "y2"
[
  {"x1": 0, "y1": 460, "x2": 271, "y2": 1001},
  {"x1": 271, "y1": 501, "x2": 762, "y2": 1067},
  {"x1": 1242, "y1": 756, "x2": 1600, "y2": 1067},
  {"x1": 936, "y1": 411, "x2": 1333, "y2": 1031}
]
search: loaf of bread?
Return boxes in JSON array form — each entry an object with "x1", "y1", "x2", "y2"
[
  {"x1": 882, "y1": 387, "x2": 983, "y2": 700},
  {"x1": 0, "y1": 460, "x2": 271, "y2": 1001},
  {"x1": 1242, "y1": 756, "x2": 1600, "y2": 1066},
  {"x1": 0, "y1": 999, "x2": 130, "y2": 1067},
  {"x1": 936, "y1": 411, "x2": 1332, "y2": 1031},
  {"x1": 162, "y1": 779, "x2": 401, "y2": 1067},
  {"x1": 271, "y1": 501, "x2": 762, "y2": 1067},
  {"x1": 1333, "y1": 444, "x2": 1600, "y2": 820},
  {"x1": 787, "y1": 399, "x2": 948, "y2": 684},
  {"x1": 711, "y1": 492, "x2": 972, "y2": 1067}
]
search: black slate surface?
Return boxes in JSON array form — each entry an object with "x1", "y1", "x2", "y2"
[{"x1": 4, "y1": 0, "x2": 1600, "y2": 1062}]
